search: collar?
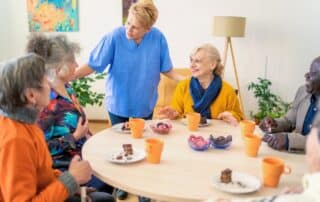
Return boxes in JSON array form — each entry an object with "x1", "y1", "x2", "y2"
[
  {"x1": 0, "y1": 107, "x2": 38, "y2": 124},
  {"x1": 122, "y1": 26, "x2": 151, "y2": 48},
  {"x1": 50, "y1": 83, "x2": 73, "y2": 100}
]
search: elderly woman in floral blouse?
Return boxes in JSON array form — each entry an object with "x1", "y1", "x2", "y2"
[{"x1": 26, "y1": 34, "x2": 114, "y2": 196}]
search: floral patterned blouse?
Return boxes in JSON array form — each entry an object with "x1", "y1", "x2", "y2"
[{"x1": 38, "y1": 84, "x2": 92, "y2": 161}]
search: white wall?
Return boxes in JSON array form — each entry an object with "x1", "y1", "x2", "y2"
[
  {"x1": 0, "y1": 1, "x2": 14, "y2": 58},
  {"x1": 1, "y1": 0, "x2": 320, "y2": 119}
]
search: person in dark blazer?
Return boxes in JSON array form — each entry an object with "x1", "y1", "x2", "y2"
[{"x1": 259, "y1": 56, "x2": 320, "y2": 153}]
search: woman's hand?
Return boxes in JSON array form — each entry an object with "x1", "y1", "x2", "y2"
[
  {"x1": 217, "y1": 111, "x2": 238, "y2": 126},
  {"x1": 68, "y1": 155, "x2": 92, "y2": 185},
  {"x1": 158, "y1": 106, "x2": 179, "y2": 120},
  {"x1": 73, "y1": 117, "x2": 89, "y2": 141}
]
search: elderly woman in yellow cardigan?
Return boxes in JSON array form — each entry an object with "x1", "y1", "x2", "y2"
[{"x1": 159, "y1": 43, "x2": 244, "y2": 125}]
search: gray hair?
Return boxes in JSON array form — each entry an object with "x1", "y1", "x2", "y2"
[
  {"x1": 311, "y1": 56, "x2": 320, "y2": 68},
  {"x1": 26, "y1": 34, "x2": 80, "y2": 81},
  {"x1": 0, "y1": 53, "x2": 46, "y2": 113},
  {"x1": 190, "y1": 43, "x2": 224, "y2": 76}
]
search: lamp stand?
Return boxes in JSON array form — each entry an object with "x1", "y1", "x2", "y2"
[{"x1": 222, "y1": 37, "x2": 245, "y2": 116}]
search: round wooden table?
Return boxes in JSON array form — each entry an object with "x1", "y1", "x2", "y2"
[{"x1": 82, "y1": 120, "x2": 307, "y2": 202}]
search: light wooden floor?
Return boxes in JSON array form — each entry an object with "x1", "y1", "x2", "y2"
[
  {"x1": 88, "y1": 120, "x2": 139, "y2": 202},
  {"x1": 88, "y1": 120, "x2": 110, "y2": 134}
]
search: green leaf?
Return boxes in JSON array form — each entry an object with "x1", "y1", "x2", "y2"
[
  {"x1": 248, "y1": 77, "x2": 292, "y2": 121},
  {"x1": 71, "y1": 73, "x2": 106, "y2": 107}
]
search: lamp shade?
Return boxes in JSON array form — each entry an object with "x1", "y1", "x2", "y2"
[{"x1": 213, "y1": 16, "x2": 246, "y2": 37}]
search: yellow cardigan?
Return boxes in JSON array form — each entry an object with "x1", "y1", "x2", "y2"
[{"x1": 170, "y1": 78, "x2": 244, "y2": 121}]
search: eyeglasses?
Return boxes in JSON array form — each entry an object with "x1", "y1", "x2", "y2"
[{"x1": 305, "y1": 71, "x2": 320, "y2": 81}]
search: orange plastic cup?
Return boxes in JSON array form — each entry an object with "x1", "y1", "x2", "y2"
[
  {"x1": 244, "y1": 135, "x2": 261, "y2": 157},
  {"x1": 145, "y1": 138, "x2": 164, "y2": 164},
  {"x1": 240, "y1": 120, "x2": 256, "y2": 138},
  {"x1": 129, "y1": 118, "x2": 145, "y2": 138},
  {"x1": 186, "y1": 112, "x2": 201, "y2": 131},
  {"x1": 262, "y1": 156, "x2": 291, "y2": 187}
]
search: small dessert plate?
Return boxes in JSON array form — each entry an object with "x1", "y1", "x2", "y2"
[
  {"x1": 107, "y1": 149, "x2": 146, "y2": 164},
  {"x1": 181, "y1": 118, "x2": 212, "y2": 127},
  {"x1": 211, "y1": 172, "x2": 261, "y2": 194},
  {"x1": 111, "y1": 123, "x2": 147, "y2": 134}
]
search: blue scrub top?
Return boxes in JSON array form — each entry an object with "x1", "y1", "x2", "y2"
[{"x1": 88, "y1": 26, "x2": 173, "y2": 117}]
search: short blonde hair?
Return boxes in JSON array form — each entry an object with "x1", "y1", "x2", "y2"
[
  {"x1": 191, "y1": 44, "x2": 224, "y2": 76},
  {"x1": 129, "y1": 0, "x2": 158, "y2": 29}
]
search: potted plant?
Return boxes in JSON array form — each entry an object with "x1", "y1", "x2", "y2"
[
  {"x1": 248, "y1": 77, "x2": 291, "y2": 123},
  {"x1": 71, "y1": 73, "x2": 106, "y2": 107}
]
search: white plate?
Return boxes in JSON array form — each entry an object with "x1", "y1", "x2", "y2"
[
  {"x1": 181, "y1": 118, "x2": 212, "y2": 127},
  {"x1": 107, "y1": 148, "x2": 146, "y2": 164},
  {"x1": 211, "y1": 172, "x2": 261, "y2": 194},
  {"x1": 111, "y1": 123, "x2": 147, "y2": 134}
]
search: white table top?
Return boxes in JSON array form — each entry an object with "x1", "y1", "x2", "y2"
[{"x1": 82, "y1": 119, "x2": 307, "y2": 202}]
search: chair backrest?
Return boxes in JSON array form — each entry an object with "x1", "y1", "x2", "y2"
[{"x1": 154, "y1": 68, "x2": 191, "y2": 118}]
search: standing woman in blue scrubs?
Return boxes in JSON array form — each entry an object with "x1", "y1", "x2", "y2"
[{"x1": 75, "y1": 0, "x2": 183, "y2": 125}]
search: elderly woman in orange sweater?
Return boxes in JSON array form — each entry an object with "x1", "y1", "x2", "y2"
[
  {"x1": 160, "y1": 44, "x2": 244, "y2": 125},
  {"x1": 0, "y1": 54, "x2": 112, "y2": 202}
]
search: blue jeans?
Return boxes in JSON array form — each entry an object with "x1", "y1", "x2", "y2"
[
  {"x1": 108, "y1": 111, "x2": 153, "y2": 125},
  {"x1": 86, "y1": 175, "x2": 114, "y2": 194}
]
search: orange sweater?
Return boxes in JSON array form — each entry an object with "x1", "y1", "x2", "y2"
[{"x1": 0, "y1": 115, "x2": 70, "y2": 202}]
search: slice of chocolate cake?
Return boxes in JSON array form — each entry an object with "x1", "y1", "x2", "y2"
[
  {"x1": 122, "y1": 144, "x2": 133, "y2": 156},
  {"x1": 220, "y1": 168, "x2": 232, "y2": 183}
]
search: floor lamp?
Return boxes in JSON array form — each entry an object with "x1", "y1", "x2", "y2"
[{"x1": 213, "y1": 16, "x2": 246, "y2": 114}]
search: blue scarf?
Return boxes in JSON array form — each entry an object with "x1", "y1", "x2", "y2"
[{"x1": 190, "y1": 75, "x2": 222, "y2": 119}]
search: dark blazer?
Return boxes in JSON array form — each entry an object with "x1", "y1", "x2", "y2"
[{"x1": 274, "y1": 85, "x2": 320, "y2": 152}]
